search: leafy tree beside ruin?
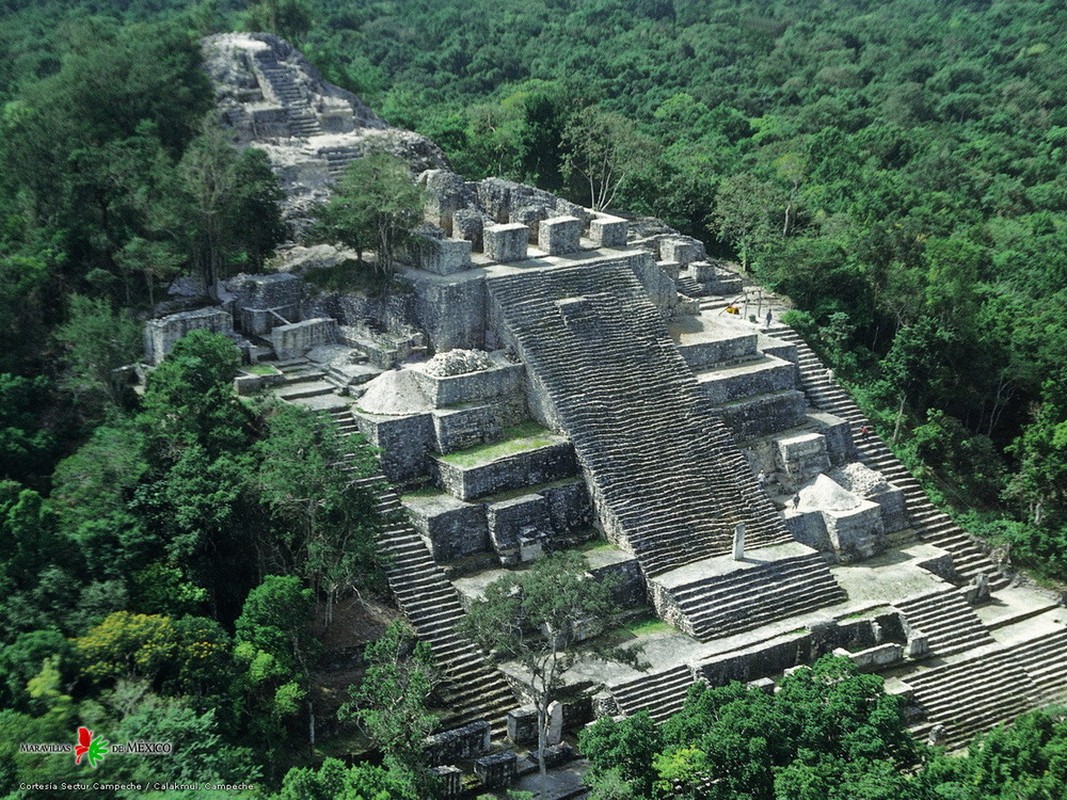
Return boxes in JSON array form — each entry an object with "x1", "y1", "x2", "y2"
[
  {"x1": 339, "y1": 621, "x2": 438, "y2": 790},
  {"x1": 312, "y1": 151, "x2": 425, "y2": 275},
  {"x1": 458, "y1": 551, "x2": 618, "y2": 777},
  {"x1": 254, "y1": 403, "x2": 384, "y2": 624}
]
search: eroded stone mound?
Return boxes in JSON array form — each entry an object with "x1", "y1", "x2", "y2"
[
  {"x1": 422, "y1": 349, "x2": 494, "y2": 377},
  {"x1": 200, "y1": 33, "x2": 447, "y2": 230},
  {"x1": 358, "y1": 369, "x2": 433, "y2": 415}
]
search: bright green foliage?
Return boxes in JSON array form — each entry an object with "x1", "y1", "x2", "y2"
[
  {"x1": 277, "y1": 757, "x2": 417, "y2": 800},
  {"x1": 234, "y1": 575, "x2": 317, "y2": 735},
  {"x1": 0, "y1": 629, "x2": 72, "y2": 713},
  {"x1": 579, "y1": 711, "x2": 662, "y2": 799},
  {"x1": 341, "y1": 622, "x2": 438, "y2": 777},
  {"x1": 53, "y1": 294, "x2": 142, "y2": 416},
  {"x1": 585, "y1": 656, "x2": 919, "y2": 800},
  {"x1": 312, "y1": 151, "x2": 424, "y2": 274},
  {"x1": 255, "y1": 403, "x2": 383, "y2": 619},
  {"x1": 138, "y1": 329, "x2": 251, "y2": 461},
  {"x1": 178, "y1": 127, "x2": 287, "y2": 296},
  {"x1": 108, "y1": 693, "x2": 261, "y2": 786},
  {"x1": 918, "y1": 710, "x2": 1067, "y2": 800}
]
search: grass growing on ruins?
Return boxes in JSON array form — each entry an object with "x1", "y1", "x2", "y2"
[
  {"x1": 302, "y1": 258, "x2": 392, "y2": 295},
  {"x1": 623, "y1": 617, "x2": 674, "y2": 637},
  {"x1": 579, "y1": 539, "x2": 617, "y2": 553},
  {"x1": 244, "y1": 363, "x2": 280, "y2": 376},
  {"x1": 439, "y1": 422, "x2": 557, "y2": 467}
]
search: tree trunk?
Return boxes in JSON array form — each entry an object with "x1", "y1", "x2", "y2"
[
  {"x1": 536, "y1": 695, "x2": 548, "y2": 777},
  {"x1": 892, "y1": 395, "x2": 906, "y2": 444}
]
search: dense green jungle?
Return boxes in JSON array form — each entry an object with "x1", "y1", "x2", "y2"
[{"x1": 0, "y1": 0, "x2": 1065, "y2": 797}]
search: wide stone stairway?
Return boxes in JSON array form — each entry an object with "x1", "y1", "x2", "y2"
[
  {"x1": 487, "y1": 262, "x2": 845, "y2": 638},
  {"x1": 329, "y1": 408, "x2": 517, "y2": 737}
]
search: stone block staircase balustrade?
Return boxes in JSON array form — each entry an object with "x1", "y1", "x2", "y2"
[{"x1": 766, "y1": 324, "x2": 1010, "y2": 590}]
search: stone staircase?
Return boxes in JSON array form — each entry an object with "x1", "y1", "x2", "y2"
[
  {"x1": 488, "y1": 263, "x2": 794, "y2": 578},
  {"x1": 487, "y1": 263, "x2": 845, "y2": 640},
  {"x1": 895, "y1": 590, "x2": 995, "y2": 657},
  {"x1": 273, "y1": 358, "x2": 335, "y2": 401},
  {"x1": 667, "y1": 550, "x2": 848, "y2": 641},
  {"x1": 766, "y1": 324, "x2": 1010, "y2": 591},
  {"x1": 906, "y1": 650, "x2": 1038, "y2": 750},
  {"x1": 609, "y1": 664, "x2": 696, "y2": 724},
  {"x1": 1002, "y1": 629, "x2": 1067, "y2": 706},
  {"x1": 321, "y1": 146, "x2": 362, "y2": 180},
  {"x1": 253, "y1": 52, "x2": 323, "y2": 137},
  {"x1": 327, "y1": 408, "x2": 517, "y2": 737}
]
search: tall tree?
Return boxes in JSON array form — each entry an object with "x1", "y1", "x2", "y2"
[
  {"x1": 340, "y1": 622, "x2": 438, "y2": 783},
  {"x1": 312, "y1": 151, "x2": 424, "y2": 275},
  {"x1": 459, "y1": 551, "x2": 617, "y2": 777},
  {"x1": 561, "y1": 108, "x2": 654, "y2": 211},
  {"x1": 254, "y1": 403, "x2": 382, "y2": 623}
]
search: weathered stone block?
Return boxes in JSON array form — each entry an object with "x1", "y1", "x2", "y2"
[
  {"x1": 270, "y1": 318, "x2": 339, "y2": 359},
  {"x1": 403, "y1": 492, "x2": 489, "y2": 561},
  {"x1": 507, "y1": 706, "x2": 538, "y2": 745},
  {"x1": 776, "y1": 432, "x2": 831, "y2": 482},
  {"x1": 420, "y1": 169, "x2": 471, "y2": 234},
  {"x1": 144, "y1": 308, "x2": 235, "y2": 365},
  {"x1": 539, "y1": 479, "x2": 594, "y2": 536},
  {"x1": 784, "y1": 509, "x2": 830, "y2": 553},
  {"x1": 424, "y1": 721, "x2": 491, "y2": 766},
  {"x1": 250, "y1": 106, "x2": 289, "y2": 137},
  {"x1": 474, "y1": 751, "x2": 516, "y2": 789},
  {"x1": 412, "y1": 361, "x2": 525, "y2": 407},
  {"x1": 484, "y1": 223, "x2": 529, "y2": 263},
  {"x1": 697, "y1": 354, "x2": 797, "y2": 405},
  {"x1": 833, "y1": 643, "x2": 903, "y2": 671},
  {"x1": 510, "y1": 204, "x2": 549, "y2": 242},
  {"x1": 586, "y1": 551, "x2": 646, "y2": 608},
  {"x1": 431, "y1": 405, "x2": 502, "y2": 454},
  {"x1": 228, "y1": 272, "x2": 302, "y2": 335},
  {"x1": 428, "y1": 765, "x2": 462, "y2": 798},
  {"x1": 412, "y1": 276, "x2": 488, "y2": 352},
  {"x1": 824, "y1": 500, "x2": 885, "y2": 563},
  {"x1": 712, "y1": 389, "x2": 808, "y2": 438},
  {"x1": 433, "y1": 441, "x2": 579, "y2": 501},
  {"x1": 543, "y1": 742, "x2": 575, "y2": 767},
  {"x1": 452, "y1": 208, "x2": 485, "y2": 251},
  {"x1": 538, "y1": 216, "x2": 582, "y2": 255},
  {"x1": 353, "y1": 411, "x2": 434, "y2": 483},
  {"x1": 660, "y1": 236, "x2": 704, "y2": 265},
  {"x1": 589, "y1": 214, "x2": 628, "y2": 248},
  {"x1": 414, "y1": 235, "x2": 472, "y2": 275},
  {"x1": 487, "y1": 494, "x2": 553, "y2": 566}
]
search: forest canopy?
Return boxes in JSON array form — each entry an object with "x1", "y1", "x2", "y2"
[{"x1": 0, "y1": 0, "x2": 1065, "y2": 794}]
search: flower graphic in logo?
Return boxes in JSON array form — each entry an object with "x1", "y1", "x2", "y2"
[{"x1": 74, "y1": 726, "x2": 109, "y2": 768}]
